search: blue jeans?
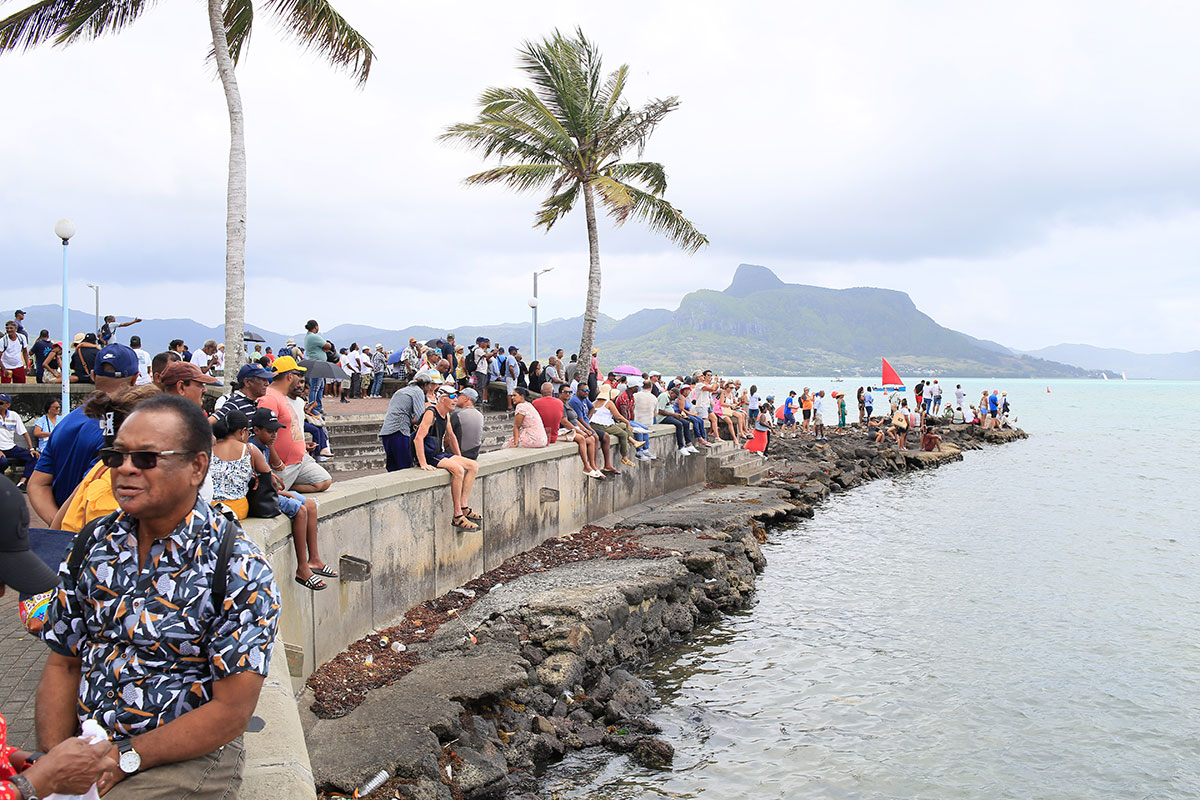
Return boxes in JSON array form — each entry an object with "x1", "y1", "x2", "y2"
[
  {"x1": 308, "y1": 378, "x2": 325, "y2": 412},
  {"x1": 370, "y1": 373, "x2": 384, "y2": 396},
  {"x1": 630, "y1": 422, "x2": 650, "y2": 452}
]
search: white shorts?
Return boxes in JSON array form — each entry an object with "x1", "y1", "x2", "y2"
[{"x1": 280, "y1": 454, "x2": 331, "y2": 490}]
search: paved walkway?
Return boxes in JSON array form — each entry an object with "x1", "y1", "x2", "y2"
[{"x1": 0, "y1": 588, "x2": 47, "y2": 748}]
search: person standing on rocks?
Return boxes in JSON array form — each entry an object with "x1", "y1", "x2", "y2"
[{"x1": 812, "y1": 391, "x2": 826, "y2": 440}]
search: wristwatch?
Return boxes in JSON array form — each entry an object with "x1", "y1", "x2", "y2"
[
  {"x1": 117, "y1": 739, "x2": 143, "y2": 775},
  {"x1": 10, "y1": 774, "x2": 38, "y2": 800}
]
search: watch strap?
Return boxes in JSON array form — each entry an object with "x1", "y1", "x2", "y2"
[{"x1": 11, "y1": 773, "x2": 39, "y2": 800}]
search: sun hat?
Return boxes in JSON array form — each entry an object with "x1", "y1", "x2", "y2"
[
  {"x1": 271, "y1": 355, "x2": 306, "y2": 374},
  {"x1": 72, "y1": 333, "x2": 85, "y2": 344}
]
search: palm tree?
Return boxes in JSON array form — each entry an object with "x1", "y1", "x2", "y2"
[
  {"x1": 1, "y1": 0, "x2": 374, "y2": 384},
  {"x1": 441, "y1": 28, "x2": 706, "y2": 368}
]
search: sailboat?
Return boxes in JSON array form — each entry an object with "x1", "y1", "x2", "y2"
[
  {"x1": 880, "y1": 357, "x2": 906, "y2": 394},
  {"x1": 1121, "y1": 372, "x2": 1128, "y2": 381}
]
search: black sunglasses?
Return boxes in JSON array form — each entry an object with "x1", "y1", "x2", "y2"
[{"x1": 98, "y1": 448, "x2": 197, "y2": 470}]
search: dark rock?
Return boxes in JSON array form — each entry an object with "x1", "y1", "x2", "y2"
[
  {"x1": 452, "y1": 745, "x2": 509, "y2": 799},
  {"x1": 631, "y1": 737, "x2": 674, "y2": 769},
  {"x1": 395, "y1": 778, "x2": 455, "y2": 800},
  {"x1": 519, "y1": 644, "x2": 546, "y2": 666},
  {"x1": 567, "y1": 708, "x2": 593, "y2": 726},
  {"x1": 577, "y1": 725, "x2": 605, "y2": 747}
]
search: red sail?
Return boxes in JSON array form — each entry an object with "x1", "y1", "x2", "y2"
[{"x1": 881, "y1": 358, "x2": 904, "y2": 387}]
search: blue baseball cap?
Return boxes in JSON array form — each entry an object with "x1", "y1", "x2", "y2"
[
  {"x1": 93, "y1": 344, "x2": 140, "y2": 379},
  {"x1": 237, "y1": 363, "x2": 272, "y2": 382},
  {"x1": 0, "y1": 394, "x2": 11, "y2": 404}
]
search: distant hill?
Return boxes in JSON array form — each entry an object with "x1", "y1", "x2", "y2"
[
  {"x1": 1024, "y1": 344, "x2": 1200, "y2": 380},
  {"x1": 16, "y1": 266, "x2": 1096, "y2": 378},
  {"x1": 595, "y1": 265, "x2": 1092, "y2": 378}
]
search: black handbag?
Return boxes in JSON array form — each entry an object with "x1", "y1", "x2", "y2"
[{"x1": 246, "y1": 471, "x2": 281, "y2": 518}]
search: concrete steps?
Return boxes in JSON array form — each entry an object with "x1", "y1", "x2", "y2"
[{"x1": 705, "y1": 439, "x2": 770, "y2": 486}]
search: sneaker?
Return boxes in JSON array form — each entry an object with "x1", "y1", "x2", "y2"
[
  {"x1": 678, "y1": 447, "x2": 690, "y2": 456},
  {"x1": 686, "y1": 445, "x2": 699, "y2": 454},
  {"x1": 645, "y1": 451, "x2": 657, "y2": 459}
]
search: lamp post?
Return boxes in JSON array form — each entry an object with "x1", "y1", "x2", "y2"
[
  {"x1": 529, "y1": 267, "x2": 554, "y2": 360},
  {"x1": 54, "y1": 219, "x2": 76, "y2": 412},
  {"x1": 87, "y1": 284, "x2": 100, "y2": 338}
]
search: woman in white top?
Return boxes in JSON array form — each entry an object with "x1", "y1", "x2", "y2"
[
  {"x1": 589, "y1": 385, "x2": 635, "y2": 467},
  {"x1": 32, "y1": 397, "x2": 61, "y2": 443}
]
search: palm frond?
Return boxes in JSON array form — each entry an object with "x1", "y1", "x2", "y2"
[
  {"x1": 613, "y1": 182, "x2": 709, "y2": 253},
  {"x1": 589, "y1": 175, "x2": 635, "y2": 222},
  {"x1": 0, "y1": 0, "x2": 74, "y2": 51},
  {"x1": 604, "y1": 161, "x2": 667, "y2": 196},
  {"x1": 262, "y1": 0, "x2": 373, "y2": 84},
  {"x1": 441, "y1": 121, "x2": 573, "y2": 168},
  {"x1": 535, "y1": 181, "x2": 579, "y2": 230},
  {"x1": 602, "y1": 96, "x2": 679, "y2": 159},
  {"x1": 53, "y1": 0, "x2": 154, "y2": 45},
  {"x1": 464, "y1": 163, "x2": 567, "y2": 193}
]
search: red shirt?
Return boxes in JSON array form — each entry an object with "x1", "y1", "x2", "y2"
[
  {"x1": 613, "y1": 391, "x2": 634, "y2": 420},
  {"x1": 531, "y1": 397, "x2": 564, "y2": 443},
  {"x1": 1, "y1": 715, "x2": 27, "y2": 800}
]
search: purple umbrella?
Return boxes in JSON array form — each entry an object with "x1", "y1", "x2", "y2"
[{"x1": 613, "y1": 364, "x2": 642, "y2": 377}]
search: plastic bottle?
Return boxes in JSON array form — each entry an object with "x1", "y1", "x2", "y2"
[{"x1": 356, "y1": 769, "x2": 389, "y2": 797}]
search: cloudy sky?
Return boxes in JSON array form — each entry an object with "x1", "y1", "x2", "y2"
[{"x1": 3, "y1": 0, "x2": 1198, "y2": 353}]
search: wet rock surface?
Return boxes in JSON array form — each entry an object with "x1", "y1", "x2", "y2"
[{"x1": 305, "y1": 420, "x2": 1026, "y2": 798}]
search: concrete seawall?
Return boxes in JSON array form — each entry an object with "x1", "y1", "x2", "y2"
[{"x1": 238, "y1": 425, "x2": 705, "y2": 682}]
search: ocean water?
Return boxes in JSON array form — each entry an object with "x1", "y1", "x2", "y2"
[{"x1": 537, "y1": 379, "x2": 1200, "y2": 799}]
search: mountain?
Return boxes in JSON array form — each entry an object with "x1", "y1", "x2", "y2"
[
  {"x1": 593, "y1": 265, "x2": 1092, "y2": 377},
  {"x1": 1024, "y1": 344, "x2": 1200, "y2": 380},
  {"x1": 16, "y1": 266, "x2": 1094, "y2": 378}
]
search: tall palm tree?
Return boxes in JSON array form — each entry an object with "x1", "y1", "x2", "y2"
[
  {"x1": 1, "y1": 0, "x2": 374, "y2": 384},
  {"x1": 441, "y1": 28, "x2": 706, "y2": 368}
]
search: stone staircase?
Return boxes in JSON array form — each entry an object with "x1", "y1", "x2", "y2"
[
  {"x1": 704, "y1": 439, "x2": 771, "y2": 486},
  {"x1": 323, "y1": 410, "x2": 516, "y2": 474}
]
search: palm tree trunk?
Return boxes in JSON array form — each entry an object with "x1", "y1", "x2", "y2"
[
  {"x1": 207, "y1": 0, "x2": 246, "y2": 389},
  {"x1": 577, "y1": 181, "x2": 602, "y2": 374}
]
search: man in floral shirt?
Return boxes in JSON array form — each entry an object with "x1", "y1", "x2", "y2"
[{"x1": 37, "y1": 394, "x2": 280, "y2": 799}]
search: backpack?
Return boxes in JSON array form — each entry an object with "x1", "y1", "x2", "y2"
[
  {"x1": 66, "y1": 507, "x2": 240, "y2": 612},
  {"x1": 464, "y1": 348, "x2": 477, "y2": 375}
]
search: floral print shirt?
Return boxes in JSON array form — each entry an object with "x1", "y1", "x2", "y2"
[{"x1": 43, "y1": 501, "x2": 280, "y2": 738}]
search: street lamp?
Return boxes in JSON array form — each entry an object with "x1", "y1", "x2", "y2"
[
  {"x1": 87, "y1": 283, "x2": 100, "y2": 338},
  {"x1": 530, "y1": 267, "x2": 554, "y2": 359},
  {"x1": 54, "y1": 219, "x2": 76, "y2": 412}
]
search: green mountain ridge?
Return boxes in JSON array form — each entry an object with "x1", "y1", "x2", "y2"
[{"x1": 597, "y1": 264, "x2": 1093, "y2": 378}]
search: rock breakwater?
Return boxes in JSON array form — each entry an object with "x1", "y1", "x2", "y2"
[{"x1": 302, "y1": 420, "x2": 1026, "y2": 799}]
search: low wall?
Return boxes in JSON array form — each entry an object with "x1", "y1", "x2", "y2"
[{"x1": 240, "y1": 424, "x2": 705, "y2": 681}]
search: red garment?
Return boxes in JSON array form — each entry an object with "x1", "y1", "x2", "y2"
[
  {"x1": 1, "y1": 714, "x2": 28, "y2": 800},
  {"x1": 613, "y1": 391, "x2": 634, "y2": 420},
  {"x1": 744, "y1": 429, "x2": 768, "y2": 453},
  {"x1": 531, "y1": 397, "x2": 564, "y2": 443}
]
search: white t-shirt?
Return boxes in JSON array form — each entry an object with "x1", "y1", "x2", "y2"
[
  {"x1": 190, "y1": 350, "x2": 217, "y2": 374},
  {"x1": 133, "y1": 348, "x2": 152, "y2": 385},
  {"x1": 0, "y1": 410, "x2": 28, "y2": 450},
  {"x1": 813, "y1": 396, "x2": 823, "y2": 418},
  {"x1": 473, "y1": 347, "x2": 490, "y2": 375},
  {"x1": 633, "y1": 391, "x2": 658, "y2": 427},
  {"x1": 955, "y1": 388, "x2": 965, "y2": 408},
  {"x1": 1, "y1": 336, "x2": 24, "y2": 369}
]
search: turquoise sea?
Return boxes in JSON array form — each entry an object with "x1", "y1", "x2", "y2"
[{"x1": 538, "y1": 379, "x2": 1200, "y2": 799}]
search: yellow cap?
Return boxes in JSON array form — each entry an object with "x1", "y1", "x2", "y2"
[{"x1": 271, "y1": 355, "x2": 306, "y2": 374}]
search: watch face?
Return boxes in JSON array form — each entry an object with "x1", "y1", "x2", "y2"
[{"x1": 119, "y1": 748, "x2": 141, "y2": 774}]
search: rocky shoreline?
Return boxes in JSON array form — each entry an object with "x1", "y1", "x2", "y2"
[{"x1": 302, "y1": 420, "x2": 1027, "y2": 799}]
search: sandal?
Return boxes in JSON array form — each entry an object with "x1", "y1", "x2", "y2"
[
  {"x1": 621, "y1": 457, "x2": 637, "y2": 467},
  {"x1": 311, "y1": 564, "x2": 338, "y2": 579},
  {"x1": 452, "y1": 514, "x2": 480, "y2": 532},
  {"x1": 460, "y1": 507, "x2": 482, "y2": 522},
  {"x1": 602, "y1": 467, "x2": 621, "y2": 476},
  {"x1": 295, "y1": 574, "x2": 327, "y2": 591}
]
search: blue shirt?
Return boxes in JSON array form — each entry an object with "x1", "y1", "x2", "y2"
[
  {"x1": 569, "y1": 394, "x2": 593, "y2": 422},
  {"x1": 989, "y1": 394, "x2": 999, "y2": 412},
  {"x1": 34, "y1": 406, "x2": 105, "y2": 505},
  {"x1": 865, "y1": 392, "x2": 874, "y2": 406}
]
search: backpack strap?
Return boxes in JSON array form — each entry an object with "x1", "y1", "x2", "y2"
[
  {"x1": 67, "y1": 512, "x2": 117, "y2": 583},
  {"x1": 211, "y1": 505, "x2": 242, "y2": 612}
]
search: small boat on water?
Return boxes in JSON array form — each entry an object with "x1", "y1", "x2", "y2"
[{"x1": 880, "y1": 357, "x2": 906, "y2": 394}]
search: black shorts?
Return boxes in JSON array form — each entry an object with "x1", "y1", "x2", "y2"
[
  {"x1": 802, "y1": 409, "x2": 812, "y2": 420},
  {"x1": 989, "y1": 410, "x2": 998, "y2": 417}
]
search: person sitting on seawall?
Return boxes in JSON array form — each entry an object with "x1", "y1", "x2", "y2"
[
  {"x1": 591, "y1": 385, "x2": 636, "y2": 468},
  {"x1": 414, "y1": 384, "x2": 482, "y2": 532},
  {"x1": 31, "y1": 397, "x2": 61, "y2": 447},
  {"x1": 503, "y1": 387, "x2": 548, "y2": 449},
  {"x1": 675, "y1": 385, "x2": 711, "y2": 449},
  {"x1": 36, "y1": 394, "x2": 280, "y2": 799},
  {"x1": 50, "y1": 384, "x2": 162, "y2": 532},
  {"x1": 451, "y1": 388, "x2": 485, "y2": 461},
  {"x1": 920, "y1": 427, "x2": 943, "y2": 452},
  {"x1": 0, "y1": 476, "x2": 114, "y2": 800},
  {"x1": 551, "y1": 384, "x2": 605, "y2": 479},
  {"x1": 612, "y1": 381, "x2": 654, "y2": 460},
  {"x1": 569, "y1": 384, "x2": 621, "y2": 476},
  {"x1": 655, "y1": 386, "x2": 696, "y2": 456},
  {"x1": 249, "y1": 408, "x2": 333, "y2": 591}
]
